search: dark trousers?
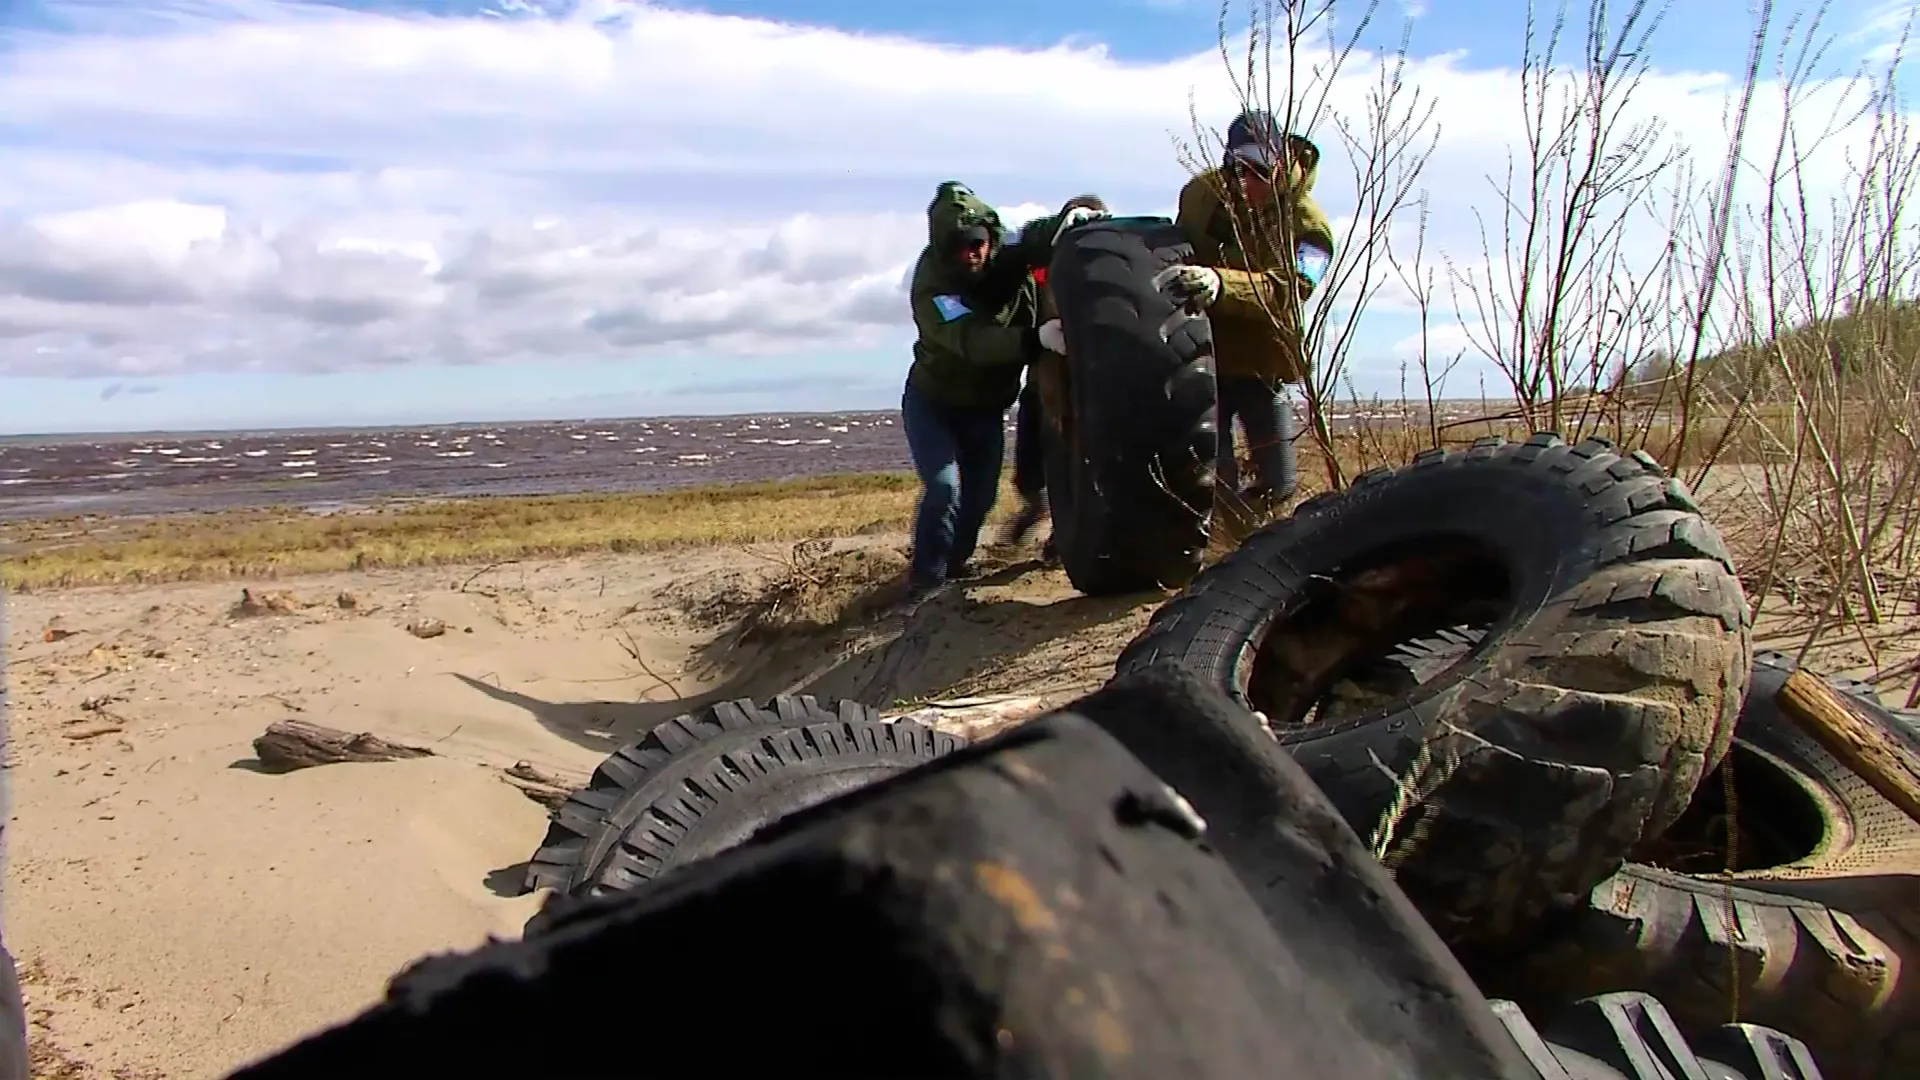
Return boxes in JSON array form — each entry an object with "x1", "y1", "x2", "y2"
[
  {"x1": 902, "y1": 377, "x2": 1007, "y2": 587},
  {"x1": 1216, "y1": 375, "x2": 1299, "y2": 501},
  {"x1": 1013, "y1": 376, "x2": 1045, "y2": 503}
]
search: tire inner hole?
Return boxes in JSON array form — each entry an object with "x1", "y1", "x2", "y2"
[
  {"x1": 1246, "y1": 537, "x2": 1510, "y2": 733},
  {"x1": 1244, "y1": 531, "x2": 1828, "y2": 874},
  {"x1": 1632, "y1": 743, "x2": 1827, "y2": 873}
]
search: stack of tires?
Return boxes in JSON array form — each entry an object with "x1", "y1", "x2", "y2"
[
  {"x1": 246, "y1": 670, "x2": 1839, "y2": 1080},
  {"x1": 1114, "y1": 431, "x2": 1920, "y2": 1080}
]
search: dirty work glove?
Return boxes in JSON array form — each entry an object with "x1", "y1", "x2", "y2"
[
  {"x1": 1154, "y1": 264, "x2": 1223, "y2": 309},
  {"x1": 1037, "y1": 319, "x2": 1067, "y2": 354},
  {"x1": 1052, "y1": 205, "x2": 1111, "y2": 247}
]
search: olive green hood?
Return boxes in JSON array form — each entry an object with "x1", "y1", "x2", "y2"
[{"x1": 925, "y1": 181, "x2": 1005, "y2": 260}]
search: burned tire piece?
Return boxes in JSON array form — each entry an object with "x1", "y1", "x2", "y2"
[
  {"x1": 1488, "y1": 650, "x2": 1920, "y2": 1080},
  {"x1": 245, "y1": 707, "x2": 1542, "y2": 1080},
  {"x1": 1115, "y1": 432, "x2": 1753, "y2": 955},
  {"x1": 1043, "y1": 215, "x2": 1217, "y2": 597},
  {"x1": 521, "y1": 695, "x2": 963, "y2": 903}
]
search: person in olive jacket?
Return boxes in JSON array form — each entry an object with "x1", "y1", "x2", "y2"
[
  {"x1": 900, "y1": 182, "x2": 1103, "y2": 608},
  {"x1": 1168, "y1": 109, "x2": 1336, "y2": 510}
]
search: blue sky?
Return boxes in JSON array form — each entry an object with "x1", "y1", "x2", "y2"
[{"x1": 0, "y1": 0, "x2": 1908, "y2": 434}]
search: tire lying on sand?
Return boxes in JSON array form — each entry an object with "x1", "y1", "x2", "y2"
[
  {"x1": 1487, "y1": 650, "x2": 1920, "y2": 1080},
  {"x1": 1034, "y1": 215, "x2": 1217, "y2": 597},
  {"x1": 1114, "y1": 432, "x2": 1754, "y2": 954},
  {"x1": 520, "y1": 695, "x2": 965, "y2": 928}
]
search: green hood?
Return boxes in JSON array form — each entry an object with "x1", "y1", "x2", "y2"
[
  {"x1": 925, "y1": 181, "x2": 1005, "y2": 255},
  {"x1": 1281, "y1": 133, "x2": 1322, "y2": 197}
]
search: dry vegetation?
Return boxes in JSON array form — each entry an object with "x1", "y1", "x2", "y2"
[
  {"x1": 0, "y1": 474, "x2": 933, "y2": 591},
  {"x1": 1184, "y1": 0, "x2": 1920, "y2": 893},
  {"x1": 1197, "y1": 0, "x2": 1920, "y2": 678}
]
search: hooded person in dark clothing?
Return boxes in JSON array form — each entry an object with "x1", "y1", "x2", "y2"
[{"x1": 900, "y1": 182, "x2": 1104, "y2": 608}]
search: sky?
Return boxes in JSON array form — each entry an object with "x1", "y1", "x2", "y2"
[{"x1": 0, "y1": 0, "x2": 1911, "y2": 434}]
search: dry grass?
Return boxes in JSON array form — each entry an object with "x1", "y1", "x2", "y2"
[
  {"x1": 0, "y1": 472, "x2": 1056, "y2": 594},
  {"x1": 0, "y1": 473, "x2": 931, "y2": 591}
]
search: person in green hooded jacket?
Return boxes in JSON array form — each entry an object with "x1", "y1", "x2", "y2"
[
  {"x1": 899, "y1": 181, "x2": 1106, "y2": 608},
  {"x1": 1165, "y1": 109, "x2": 1337, "y2": 512}
]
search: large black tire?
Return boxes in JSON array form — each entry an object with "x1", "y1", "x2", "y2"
[
  {"x1": 1488, "y1": 650, "x2": 1920, "y2": 1080},
  {"x1": 1041, "y1": 215, "x2": 1217, "y2": 597},
  {"x1": 520, "y1": 695, "x2": 965, "y2": 904},
  {"x1": 1115, "y1": 432, "x2": 1753, "y2": 955}
]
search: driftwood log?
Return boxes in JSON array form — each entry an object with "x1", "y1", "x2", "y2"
[
  {"x1": 500, "y1": 761, "x2": 582, "y2": 810},
  {"x1": 1776, "y1": 668, "x2": 1920, "y2": 826},
  {"x1": 889, "y1": 695, "x2": 1048, "y2": 740},
  {"x1": 252, "y1": 720, "x2": 434, "y2": 774}
]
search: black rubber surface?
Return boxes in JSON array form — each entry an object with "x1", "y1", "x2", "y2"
[
  {"x1": 235, "y1": 702, "x2": 1545, "y2": 1079},
  {"x1": 1116, "y1": 432, "x2": 1754, "y2": 955},
  {"x1": 1042, "y1": 215, "x2": 1217, "y2": 597},
  {"x1": 1070, "y1": 662, "x2": 1531, "y2": 1072},
  {"x1": 1489, "y1": 650, "x2": 1920, "y2": 1080},
  {"x1": 1491, "y1": 990, "x2": 1831, "y2": 1079},
  {"x1": 228, "y1": 674, "x2": 1838, "y2": 1080},
  {"x1": 520, "y1": 695, "x2": 964, "y2": 908}
]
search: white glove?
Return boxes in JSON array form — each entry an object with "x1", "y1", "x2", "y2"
[
  {"x1": 1153, "y1": 264, "x2": 1223, "y2": 309},
  {"x1": 1037, "y1": 319, "x2": 1067, "y2": 354},
  {"x1": 1052, "y1": 205, "x2": 1111, "y2": 247}
]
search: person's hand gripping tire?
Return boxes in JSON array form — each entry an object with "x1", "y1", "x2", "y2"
[{"x1": 1152, "y1": 264, "x2": 1221, "y2": 343}]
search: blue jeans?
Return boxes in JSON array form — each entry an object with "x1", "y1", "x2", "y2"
[{"x1": 902, "y1": 377, "x2": 1007, "y2": 587}]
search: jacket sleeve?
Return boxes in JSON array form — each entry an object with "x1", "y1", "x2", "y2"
[
  {"x1": 1209, "y1": 268, "x2": 1300, "y2": 323},
  {"x1": 1174, "y1": 177, "x2": 1221, "y2": 263},
  {"x1": 913, "y1": 284, "x2": 1036, "y2": 368},
  {"x1": 1291, "y1": 193, "x2": 1337, "y2": 298}
]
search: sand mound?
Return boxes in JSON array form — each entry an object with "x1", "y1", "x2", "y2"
[
  {"x1": 661, "y1": 539, "x2": 909, "y2": 640},
  {"x1": 651, "y1": 538, "x2": 1166, "y2": 712}
]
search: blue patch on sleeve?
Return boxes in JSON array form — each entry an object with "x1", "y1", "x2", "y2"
[
  {"x1": 931, "y1": 294, "x2": 973, "y2": 322},
  {"x1": 1296, "y1": 242, "x2": 1332, "y2": 287}
]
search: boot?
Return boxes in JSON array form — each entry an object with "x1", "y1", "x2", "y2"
[{"x1": 997, "y1": 493, "x2": 1047, "y2": 548}]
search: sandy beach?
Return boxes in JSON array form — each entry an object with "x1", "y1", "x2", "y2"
[{"x1": 2, "y1": 534, "x2": 1168, "y2": 1078}]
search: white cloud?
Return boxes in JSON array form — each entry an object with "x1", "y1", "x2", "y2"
[
  {"x1": 0, "y1": 0, "x2": 1908, "y2": 386},
  {"x1": 1852, "y1": 0, "x2": 1916, "y2": 64}
]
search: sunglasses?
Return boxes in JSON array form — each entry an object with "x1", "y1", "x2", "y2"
[{"x1": 1228, "y1": 134, "x2": 1317, "y2": 179}]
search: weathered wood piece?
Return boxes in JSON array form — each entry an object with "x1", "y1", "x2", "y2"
[{"x1": 252, "y1": 720, "x2": 434, "y2": 774}]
